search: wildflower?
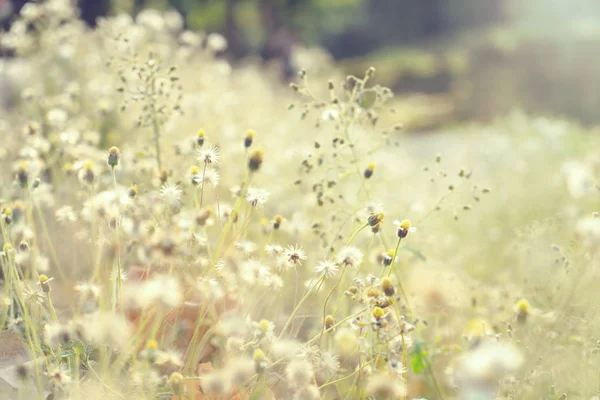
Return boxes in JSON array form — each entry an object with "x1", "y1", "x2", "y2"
[
  {"x1": 128, "y1": 184, "x2": 138, "y2": 198},
  {"x1": 244, "y1": 129, "x2": 255, "y2": 148},
  {"x1": 336, "y1": 246, "x2": 363, "y2": 268},
  {"x1": 107, "y1": 146, "x2": 121, "y2": 167},
  {"x1": 265, "y1": 243, "x2": 283, "y2": 257},
  {"x1": 367, "y1": 211, "x2": 384, "y2": 227},
  {"x1": 14, "y1": 160, "x2": 28, "y2": 188},
  {"x1": 198, "y1": 145, "x2": 219, "y2": 165},
  {"x1": 334, "y1": 327, "x2": 359, "y2": 356},
  {"x1": 273, "y1": 214, "x2": 283, "y2": 230},
  {"x1": 78, "y1": 161, "x2": 95, "y2": 185},
  {"x1": 324, "y1": 315, "x2": 335, "y2": 330},
  {"x1": 254, "y1": 319, "x2": 275, "y2": 339},
  {"x1": 364, "y1": 162, "x2": 375, "y2": 179},
  {"x1": 227, "y1": 357, "x2": 255, "y2": 386},
  {"x1": 168, "y1": 372, "x2": 184, "y2": 392},
  {"x1": 248, "y1": 149, "x2": 264, "y2": 172},
  {"x1": 372, "y1": 306, "x2": 385, "y2": 320},
  {"x1": 454, "y1": 342, "x2": 523, "y2": 394},
  {"x1": 283, "y1": 244, "x2": 307, "y2": 266},
  {"x1": 318, "y1": 351, "x2": 340, "y2": 379},
  {"x1": 381, "y1": 249, "x2": 395, "y2": 266},
  {"x1": 394, "y1": 219, "x2": 416, "y2": 238},
  {"x1": 286, "y1": 359, "x2": 314, "y2": 388},
  {"x1": 515, "y1": 298, "x2": 530, "y2": 324},
  {"x1": 202, "y1": 167, "x2": 220, "y2": 187},
  {"x1": 46, "y1": 365, "x2": 72, "y2": 388},
  {"x1": 294, "y1": 385, "x2": 320, "y2": 400},
  {"x1": 253, "y1": 348, "x2": 267, "y2": 373},
  {"x1": 366, "y1": 374, "x2": 405, "y2": 399},
  {"x1": 381, "y1": 277, "x2": 395, "y2": 297},
  {"x1": 196, "y1": 129, "x2": 205, "y2": 147},
  {"x1": 200, "y1": 371, "x2": 227, "y2": 395},
  {"x1": 73, "y1": 282, "x2": 100, "y2": 300},
  {"x1": 321, "y1": 109, "x2": 339, "y2": 121},
  {"x1": 315, "y1": 259, "x2": 339, "y2": 278},
  {"x1": 39, "y1": 274, "x2": 53, "y2": 293},
  {"x1": 246, "y1": 187, "x2": 269, "y2": 208},
  {"x1": 159, "y1": 168, "x2": 169, "y2": 184},
  {"x1": 55, "y1": 206, "x2": 77, "y2": 223},
  {"x1": 189, "y1": 165, "x2": 200, "y2": 185},
  {"x1": 18, "y1": 241, "x2": 29, "y2": 252},
  {"x1": 160, "y1": 183, "x2": 182, "y2": 208},
  {"x1": 1, "y1": 207, "x2": 12, "y2": 225},
  {"x1": 44, "y1": 322, "x2": 72, "y2": 348}
]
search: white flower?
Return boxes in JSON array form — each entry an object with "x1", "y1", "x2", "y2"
[
  {"x1": 160, "y1": 183, "x2": 182, "y2": 208},
  {"x1": 201, "y1": 167, "x2": 220, "y2": 186},
  {"x1": 246, "y1": 187, "x2": 269, "y2": 208},
  {"x1": 335, "y1": 247, "x2": 363, "y2": 268},
  {"x1": 393, "y1": 219, "x2": 416, "y2": 238},
  {"x1": 321, "y1": 109, "x2": 339, "y2": 121},
  {"x1": 197, "y1": 145, "x2": 219, "y2": 165},
  {"x1": 55, "y1": 206, "x2": 77, "y2": 223},
  {"x1": 283, "y1": 244, "x2": 307, "y2": 267},
  {"x1": 315, "y1": 259, "x2": 339, "y2": 278},
  {"x1": 265, "y1": 243, "x2": 283, "y2": 257}
]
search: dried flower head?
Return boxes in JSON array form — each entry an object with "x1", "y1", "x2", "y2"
[
  {"x1": 364, "y1": 162, "x2": 375, "y2": 179},
  {"x1": 198, "y1": 145, "x2": 219, "y2": 165},
  {"x1": 248, "y1": 149, "x2": 264, "y2": 172},
  {"x1": 245, "y1": 129, "x2": 255, "y2": 148},
  {"x1": 107, "y1": 146, "x2": 121, "y2": 167},
  {"x1": 336, "y1": 246, "x2": 363, "y2": 268}
]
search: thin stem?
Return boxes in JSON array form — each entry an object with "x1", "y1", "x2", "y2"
[
  {"x1": 46, "y1": 295, "x2": 58, "y2": 321},
  {"x1": 279, "y1": 275, "x2": 324, "y2": 339},
  {"x1": 111, "y1": 167, "x2": 122, "y2": 312},
  {"x1": 320, "y1": 267, "x2": 347, "y2": 345},
  {"x1": 318, "y1": 361, "x2": 371, "y2": 390},
  {"x1": 401, "y1": 333, "x2": 408, "y2": 400},
  {"x1": 387, "y1": 237, "x2": 413, "y2": 320},
  {"x1": 199, "y1": 163, "x2": 207, "y2": 209},
  {"x1": 425, "y1": 357, "x2": 446, "y2": 400},
  {"x1": 346, "y1": 222, "x2": 369, "y2": 247}
]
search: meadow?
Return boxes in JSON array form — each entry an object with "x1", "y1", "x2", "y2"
[{"x1": 0, "y1": 2, "x2": 599, "y2": 399}]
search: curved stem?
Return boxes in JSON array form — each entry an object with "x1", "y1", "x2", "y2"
[
  {"x1": 346, "y1": 222, "x2": 369, "y2": 247},
  {"x1": 387, "y1": 237, "x2": 413, "y2": 320},
  {"x1": 320, "y1": 267, "x2": 348, "y2": 345}
]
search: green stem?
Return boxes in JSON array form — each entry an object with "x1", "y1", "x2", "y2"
[
  {"x1": 199, "y1": 163, "x2": 207, "y2": 209},
  {"x1": 387, "y1": 237, "x2": 413, "y2": 320},
  {"x1": 425, "y1": 357, "x2": 446, "y2": 400},
  {"x1": 279, "y1": 276, "x2": 324, "y2": 339},
  {"x1": 320, "y1": 267, "x2": 348, "y2": 345},
  {"x1": 111, "y1": 167, "x2": 122, "y2": 312},
  {"x1": 346, "y1": 222, "x2": 369, "y2": 246},
  {"x1": 318, "y1": 361, "x2": 371, "y2": 390}
]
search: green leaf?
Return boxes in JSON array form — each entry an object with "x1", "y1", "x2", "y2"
[
  {"x1": 410, "y1": 351, "x2": 426, "y2": 374},
  {"x1": 409, "y1": 341, "x2": 428, "y2": 374}
]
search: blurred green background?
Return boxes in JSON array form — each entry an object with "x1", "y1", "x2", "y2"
[{"x1": 5, "y1": 0, "x2": 600, "y2": 126}]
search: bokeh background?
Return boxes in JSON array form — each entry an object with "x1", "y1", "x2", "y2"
[{"x1": 3, "y1": 0, "x2": 600, "y2": 126}]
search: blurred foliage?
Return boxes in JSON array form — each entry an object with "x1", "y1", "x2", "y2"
[
  {"x1": 105, "y1": 0, "x2": 600, "y2": 125},
  {"x1": 6, "y1": 0, "x2": 600, "y2": 124}
]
